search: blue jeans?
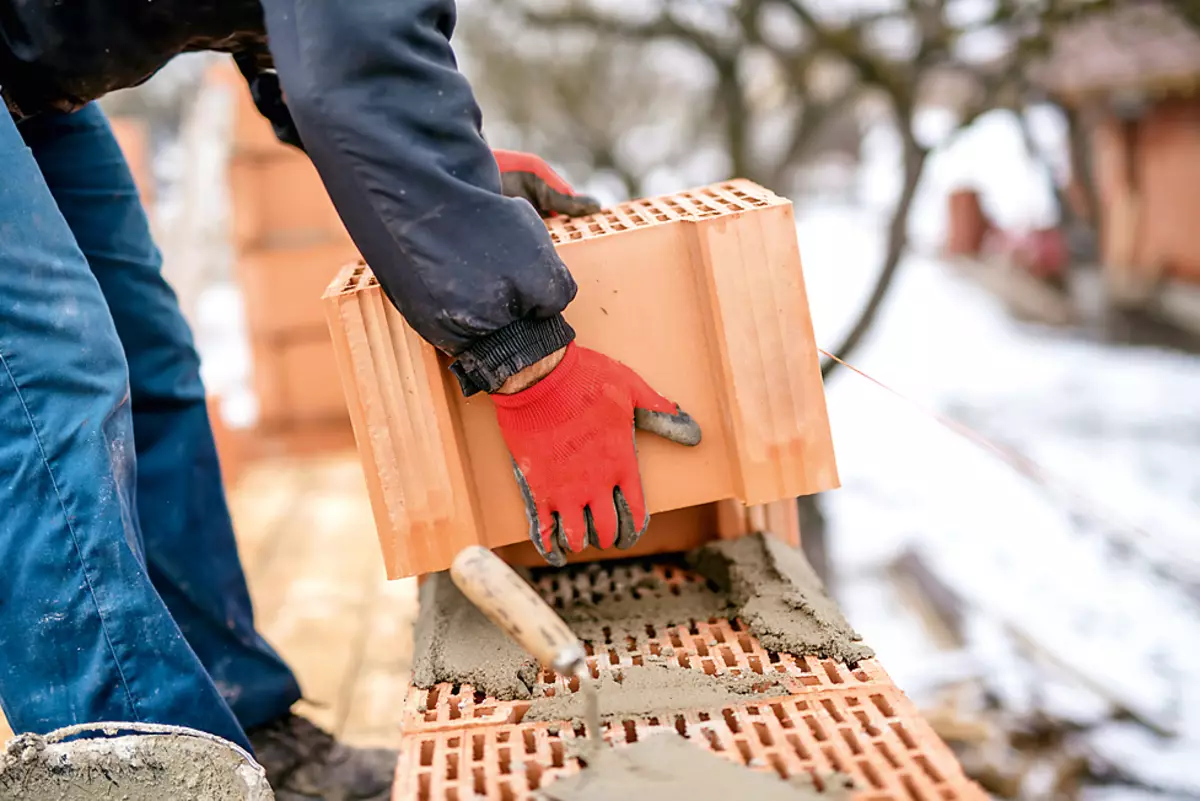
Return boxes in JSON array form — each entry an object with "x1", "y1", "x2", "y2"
[{"x1": 0, "y1": 104, "x2": 301, "y2": 751}]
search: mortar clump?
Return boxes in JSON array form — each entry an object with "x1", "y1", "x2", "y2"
[
  {"x1": 688, "y1": 534, "x2": 873, "y2": 666},
  {"x1": 411, "y1": 570, "x2": 540, "y2": 700},
  {"x1": 523, "y1": 662, "x2": 789, "y2": 726},
  {"x1": 534, "y1": 733, "x2": 854, "y2": 801}
]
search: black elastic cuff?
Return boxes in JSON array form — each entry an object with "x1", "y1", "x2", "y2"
[{"x1": 450, "y1": 314, "x2": 576, "y2": 396}]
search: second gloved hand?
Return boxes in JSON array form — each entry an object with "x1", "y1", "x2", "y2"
[
  {"x1": 494, "y1": 149, "x2": 602, "y2": 219},
  {"x1": 490, "y1": 343, "x2": 701, "y2": 567}
]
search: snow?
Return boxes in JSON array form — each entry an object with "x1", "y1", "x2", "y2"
[{"x1": 799, "y1": 112, "x2": 1200, "y2": 790}]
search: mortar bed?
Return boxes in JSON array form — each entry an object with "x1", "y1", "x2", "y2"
[{"x1": 398, "y1": 562, "x2": 985, "y2": 801}]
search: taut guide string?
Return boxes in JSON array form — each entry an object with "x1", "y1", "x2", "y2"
[{"x1": 817, "y1": 348, "x2": 1198, "y2": 596}]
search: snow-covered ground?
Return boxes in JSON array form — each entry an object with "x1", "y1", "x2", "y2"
[{"x1": 799, "y1": 198, "x2": 1200, "y2": 793}]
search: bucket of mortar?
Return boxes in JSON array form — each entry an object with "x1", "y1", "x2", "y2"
[{"x1": 0, "y1": 721, "x2": 274, "y2": 800}]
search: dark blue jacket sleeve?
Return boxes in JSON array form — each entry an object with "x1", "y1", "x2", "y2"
[{"x1": 255, "y1": 0, "x2": 577, "y2": 395}]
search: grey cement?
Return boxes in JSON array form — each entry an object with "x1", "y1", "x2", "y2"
[
  {"x1": 0, "y1": 729, "x2": 272, "y2": 800},
  {"x1": 535, "y1": 733, "x2": 853, "y2": 801}
]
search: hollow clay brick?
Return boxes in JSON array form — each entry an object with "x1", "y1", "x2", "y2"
[
  {"x1": 252, "y1": 336, "x2": 348, "y2": 430},
  {"x1": 230, "y1": 151, "x2": 350, "y2": 250},
  {"x1": 323, "y1": 182, "x2": 838, "y2": 579},
  {"x1": 237, "y1": 239, "x2": 361, "y2": 338}
]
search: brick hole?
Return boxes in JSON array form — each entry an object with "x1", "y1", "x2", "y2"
[
  {"x1": 876, "y1": 742, "x2": 900, "y2": 768},
  {"x1": 649, "y1": 642, "x2": 661, "y2": 657},
  {"x1": 497, "y1": 748, "x2": 511, "y2": 775},
  {"x1": 631, "y1": 654, "x2": 645, "y2": 666},
  {"x1": 497, "y1": 731, "x2": 511, "y2": 743},
  {"x1": 499, "y1": 783, "x2": 515, "y2": 801},
  {"x1": 754, "y1": 722, "x2": 774, "y2": 746},
  {"x1": 871, "y1": 694, "x2": 895, "y2": 717},
  {"x1": 915, "y1": 755, "x2": 943, "y2": 783},
  {"x1": 602, "y1": 626, "x2": 613, "y2": 645},
  {"x1": 748, "y1": 655, "x2": 764, "y2": 674},
  {"x1": 737, "y1": 633, "x2": 753, "y2": 652},
  {"x1": 768, "y1": 753, "x2": 788, "y2": 779},
  {"x1": 860, "y1": 759, "x2": 885, "y2": 789},
  {"x1": 846, "y1": 696, "x2": 861, "y2": 706},
  {"x1": 623, "y1": 720, "x2": 639, "y2": 743},
  {"x1": 473, "y1": 767, "x2": 486, "y2": 795},
  {"x1": 787, "y1": 733, "x2": 810, "y2": 759},
  {"x1": 891, "y1": 723, "x2": 918, "y2": 750},
  {"x1": 808, "y1": 770, "x2": 826, "y2": 792},
  {"x1": 771, "y1": 704, "x2": 793, "y2": 729},
  {"x1": 417, "y1": 772, "x2": 431, "y2": 800},
  {"x1": 675, "y1": 715, "x2": 688, "y2": 735},
  {"x1": 589, "y1": 661, "x2": 600, "y2": 680},
  {"x1": 446, "y1": 752, "x2": 459, "y2": 780},
  {"x1": 698, "y1": 711, "x2": 711, "y2": 722},
  {"x1": 670, "y1": 631, "x2": 684, "y2": 648},
  {"x1": 695, "y1": 639, "x2": 709, "y2": 657},
  {"x1": 855, "y1": 670, "x2": 870, "y2": 682},
  {"x1": 677, "y1": 652, "x2": 692, "y2": 669},
  {"x1": 612, "y1": 223, "x2": 627, "y2": 231},
  {"x1": 735, "y1": 739, "x2": 753, "y2": 764},
  {"x1": 522, "y1": 729, "x2": 537, "y2": 755},
  {"x1": 804, "y1": 715, "x2": 827, "y2": 742},
  {"x1": 527, "y1": 761, "x2": 544, "y2": 790},
  {"x1": 794, "y1": 700, "x2": 809, "y2": 711},
  {"x1": 855, "y1": 710, "x2": 881, "y2": 736},
  {"x1": 471, "y1": 734, "x2": 484, "y2": 762},
  {"x1": 419, "y1": 740, "x2": 435, "y2": 767},
  {"x1": 721, "y1": 647, "x2": 737, "y2": 667},
  {"x1": 703, "y1": 728, "x2": 723, "y2": 751},
  {"x1": 710, "y1": 626, "x2": 726, "y2": 644},
  {"x1": 941, "y1": 789, "x2": 956, "y2": 800},
  {"x1": 645, "y1": 623, "x2": 657, "y2": 639},
  {"x1": 687, "y1": 620, "x2": 701, "y2": 636},
  {"x1": 582, "y1": 641, "x2": 594, "y2": 657},
  {"x1": 821, "y1": 699, "x2": 846, "y2": 723},
  {"x1": 608, "y1": 649, "x2": 620, "y2": 666},
  {"x1": 902, "y1": 774, "x2": 925, "y2": 801},
  {"x1": 702, "y1": 659, "x2": 717, "y2": 675},
  {"x1": 625, "y1": 635, "x2": 638, "y2": 651},
  {"x1": 840, "y1": 729, "x2": 863, "y2": 756},
  {"x1": 550, "y1": 739, "x2": 565, "y2": 768},
  {"x1": 567, "y1": 674, "x2": 580, "y2": 693},
  {"x1": 588, "y1": 223, "x2": 602, "y2": 233},
  {"x1": 656, "y1": 214, "x2": 669, "y2": 221},
  {"x1": 823, "y1": 662, "x2": 844, "y2": 685},
  {"x1": 723, "y1": 709, "x2": 741, "y2": 734},
  {"x1": 569, "y1": 231, "x2": 582, "y2": 241},
  {"x1": 474, "y1": 706, "x2": 494, "y2": 719},
  {"x1": 822, "y1": 745, "x2": 846, "y2": 772},
  {"x1": 768, "y1": 650, "x2": 781, "y2": 664}
]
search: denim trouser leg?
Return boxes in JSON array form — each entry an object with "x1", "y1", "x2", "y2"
[
  {"x1": 20, "y1": 105, "x2": 303, "y2": 731},
  {"x1": 0, "y1": 104, "x2": 296, "y2": 745}
]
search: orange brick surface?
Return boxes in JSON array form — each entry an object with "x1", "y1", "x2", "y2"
[
  {"x1": 230, "y1": 153, "x2": 350, "y2": 250},
  {"x1": 253, "y1": 336, "x2": 348, "y2": 430},
  {"x1": 324, "y1": 181, "x2": 839, "y2": 579},
  {"x1": 237, "y1": 240, "x2": 361, "y2": 338}
]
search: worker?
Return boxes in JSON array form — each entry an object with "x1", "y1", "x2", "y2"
[{"x1": 0, "y1": 0, "x2": 700, "y2": 797}]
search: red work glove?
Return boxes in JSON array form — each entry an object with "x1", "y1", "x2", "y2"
[
  {"x1": 490, "y1": 344, "x2": 702, "y2": 567},
  {"x1": 494, "y1": 149, "x2": 602, "y2": 219}
]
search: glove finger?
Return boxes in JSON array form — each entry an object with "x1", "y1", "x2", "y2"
[
  {"x1": 511, "y1": 460, "x2": 565, "y2": 567},
  {"x1": 634, "y1": 404, "x2": 702, "y2": 447},
  {"x1": 613, "y1": 484, "x2": 649, "y2": 550},
  {"x1": 586, "y1": 496, "x2": 619, "y2": 551},
  {"x1": 557, "y1": 505, "x2": 589, "y2": 554},
  {"x1": 530, "y1": 180, "x2": 602, "y2": 218}
]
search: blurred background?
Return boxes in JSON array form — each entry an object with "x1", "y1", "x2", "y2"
[{"x1": 32, "y1": 0, "x2": 1200, "y2": 797}]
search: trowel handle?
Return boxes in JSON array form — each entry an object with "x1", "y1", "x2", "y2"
[{"x1": 450, "y1": 546, "x2": 587, "y2": 676}]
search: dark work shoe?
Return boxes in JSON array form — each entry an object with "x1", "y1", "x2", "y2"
[{"x1": 246, "y1": 713, "x2": 396, "y2": 800}]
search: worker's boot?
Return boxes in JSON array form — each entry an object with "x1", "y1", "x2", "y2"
[{"x1": 246, "y1": 713, "x2": 396, "y2": 800}]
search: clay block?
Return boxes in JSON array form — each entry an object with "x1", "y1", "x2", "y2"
[
  {"x1": 323, "y1": 181, "x2": 838, "y2": 579},
  {"x1": 944, "y1": 189, "x2": 988, "y2": 257},
  {"x1": 107, "y1": 116, "x2": 154, "y2": 207},
  {"x1": 207, "y1": 59, "x2": 286, "y2": 158},
  {"x1": 237, "y1": 240, "x2": 360, "y2": 338},
  {"x1": 252, "y1": 336, "x2": 349, "y2": 429},
  {"x1": 230, "y1": 152, "x2": 350, "y2": 250}
]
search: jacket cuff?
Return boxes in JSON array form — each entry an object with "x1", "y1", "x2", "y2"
[{"x1": 450, "y1": 314, "x2": 576, "y2": 396}]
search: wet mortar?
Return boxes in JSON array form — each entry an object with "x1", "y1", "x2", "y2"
[
  {"x1": 533, "y1": 733, "x2": 854, "y2": 801},
  {"x1": 0, "y1": 730, "x2": 272, "y2": 800},
  {"x1": 412, "y1": 532, "x2": 872, "y2": 704}
]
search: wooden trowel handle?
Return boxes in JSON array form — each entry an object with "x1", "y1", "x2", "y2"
[{"x1": 450, "y1": 546, "x2": 587, "y2": 676}]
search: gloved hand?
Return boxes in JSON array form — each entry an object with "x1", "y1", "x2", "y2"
[
  {"x1": 494, "y1": 149, "x2": 602, "y2": 218},
  {"x1": 490, "y1": 343, "x2": 701, "y2": 567}
]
